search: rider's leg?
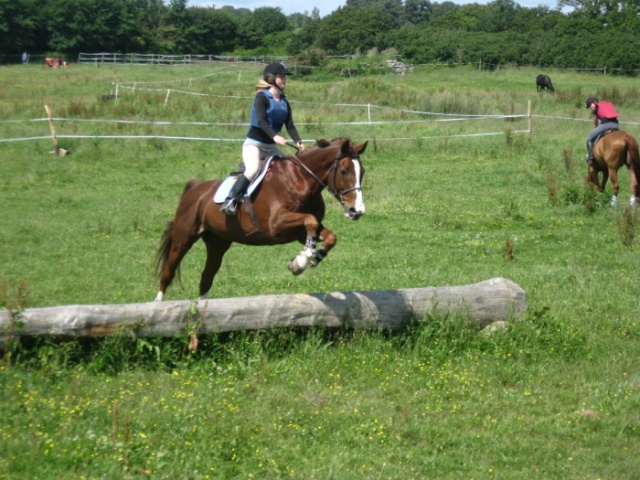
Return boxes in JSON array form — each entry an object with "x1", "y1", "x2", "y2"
[
  {"x1": 220, "y1": 140, "x2": 261, "y2": 215},
  {"x1": 220, "y1": 140, "x2": 285, "y2": 215},
  {"x1": 585, "y1": 138, "x2": 594, "y2": 164},
  {"x1": 220, "y1": 174, "x2": 251, "y2": 215}
]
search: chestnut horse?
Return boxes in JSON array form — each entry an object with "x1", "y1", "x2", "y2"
[
  {"x1": 155, "y1": 138, "x2": 368, "y2": 301},
  {"x1": 587, "y1": 130, "x2": 640, "y2": 206}
]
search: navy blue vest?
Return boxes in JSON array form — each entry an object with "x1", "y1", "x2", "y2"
[{"x1": 250, "y1": 90, "x2": 289, "y2": 134}]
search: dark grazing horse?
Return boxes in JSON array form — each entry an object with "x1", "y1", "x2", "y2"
[
  {"x1": 536, "y1": 74, "x2": 554, "y2": 92},
  {"x1": 155, "y1": 138, "x2": 368, "y2": 301},
  {"x1": 587, "y1": 130, "x2": 640, "y2": 206}
]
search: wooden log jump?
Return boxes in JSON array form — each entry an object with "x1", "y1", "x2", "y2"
[{"x1": 0, "y1": 277, "x2": 526, "y2": 350}]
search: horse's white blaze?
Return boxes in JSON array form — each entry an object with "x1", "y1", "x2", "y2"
[{"x1": 353, "y1": 160, "x2": 365, "y2": 214}]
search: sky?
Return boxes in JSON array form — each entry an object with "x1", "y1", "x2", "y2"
[{"x1": 192, "y1": 0, "x2": 560, "y2": 17}]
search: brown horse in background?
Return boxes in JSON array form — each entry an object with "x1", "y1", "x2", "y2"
[
  {"x1": 155, "y1": 138, "x2": 368, "y2": 301},
  {"x1": 587, "y1": 130, "x2": 640, "y2": 206}
]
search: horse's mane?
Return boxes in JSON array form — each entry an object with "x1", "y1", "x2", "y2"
[
  {"x1": 316, "y1": 137, "x2": 350, "y2": 148},
  {"x1": 280, "y1": 137, "x2": 352, "y2": 162},
  {"x1": 296, "y1": 137, "x2": 350, "y2": 155}
]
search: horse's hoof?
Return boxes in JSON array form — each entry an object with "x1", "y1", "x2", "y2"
[{"x1": 288, "y1": 257, "x2": 306, "y2": 276}]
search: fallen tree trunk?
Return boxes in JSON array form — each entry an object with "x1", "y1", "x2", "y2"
[{"x1": 0, "y1": 277, "x2": 526, "y2": 350}]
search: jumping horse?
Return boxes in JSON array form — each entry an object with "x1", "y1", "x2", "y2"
[
  {"x1": 586, "y1": 130, "x2": 640, "y2": 206},
  {"x1": 155, "y1": 137, "x2": 368, "y2": 301}
]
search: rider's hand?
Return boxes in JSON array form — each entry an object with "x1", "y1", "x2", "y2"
[
  {"x1": 297, "y1": 141, "x2": 306, "y2": 152},
  {"x1": 273, "y1": 135, "x2": 287, "y2": 146}
]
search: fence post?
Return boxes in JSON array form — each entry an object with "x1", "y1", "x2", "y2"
[{"x1": 165, "y1": 89, "x2": 171, "y2": 105}]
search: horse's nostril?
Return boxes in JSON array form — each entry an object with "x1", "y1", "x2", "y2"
[{"x1": 347, "y1": 208, "x2": 363, "y2": 220}]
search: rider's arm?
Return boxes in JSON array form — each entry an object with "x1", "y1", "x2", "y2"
[{"x1": 284, "y1": 102, "x2": 302, "y2": 145}]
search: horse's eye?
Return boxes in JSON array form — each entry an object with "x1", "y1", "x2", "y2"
[{"x1": 341, "y1": 169, "x2": 348, "y2": 176}]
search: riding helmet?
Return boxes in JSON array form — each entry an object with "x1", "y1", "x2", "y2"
[
  {"x1": 585, "y1": 96, "x2": 598, "y2": 108},
  {"x1": 263, "y1": 62, "x2": 291, "y2": 85}
]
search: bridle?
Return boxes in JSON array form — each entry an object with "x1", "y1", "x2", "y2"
[{"x1": 287, "y1": 143, "x2": 362, "y2": 204}]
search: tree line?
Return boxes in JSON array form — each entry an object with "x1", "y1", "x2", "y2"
[{"x1": 2, "y1": 0, "x2": 640, "y2": 71}]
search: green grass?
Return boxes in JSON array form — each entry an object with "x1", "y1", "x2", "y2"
[{"x1": 1, "y1": 61, "x2": 640, "y2": 479}]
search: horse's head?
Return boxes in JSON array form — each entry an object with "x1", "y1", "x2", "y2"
[{"x1": 329, "y1": 139, "x2": 368, "y2": 220}]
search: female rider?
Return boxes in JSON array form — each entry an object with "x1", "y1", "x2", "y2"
[
  {"x1": 220, "y1": 62, "x2": 305, "y2": 215},
  {"x1": 585, "y1": 96, "x2": 619, "y2": 164}
]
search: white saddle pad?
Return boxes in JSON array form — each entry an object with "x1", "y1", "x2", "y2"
[{"x1": 213, "y1": 156, "x2": 277, "y2": 204}]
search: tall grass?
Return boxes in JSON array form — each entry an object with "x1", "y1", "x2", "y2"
[{"x1": 1, "y1": 61, "x2": 640, "y2": 479}]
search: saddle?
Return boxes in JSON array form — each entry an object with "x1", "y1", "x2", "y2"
[
  {"x1": 594, "y1": 128, "x2": 618, "y2": 146},
  {"x1": 213, "y1": 156, "x2": 279, "y2": 204}
]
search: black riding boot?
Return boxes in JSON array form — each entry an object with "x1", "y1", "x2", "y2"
[
  {"x1": 220, "y1": 175, "x2": 251, "y2": 215},
  {"x1": 585, "y1": 139, "x2": 594, "y2": 164}
]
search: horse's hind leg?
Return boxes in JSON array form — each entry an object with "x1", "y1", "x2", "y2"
[
  {"x1": 156, "y1": 232, "x2": 199, "y2": 302},
  {"x1": 608, "y1": 167, "x2": 619, "y2": 206},
  {"x1": 198, "y1": 233, "x2": 232, "y2": 300},
  {"x1": 586, "y1": 164, "x2": 602, "y2": 192},
  {"x1": 629, "y1": 164, "x2": 640, "y2": 205}
]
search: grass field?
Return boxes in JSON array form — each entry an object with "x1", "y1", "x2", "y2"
[{"x1": 1, "y1": 61, "x2": 639, "y2": 479}]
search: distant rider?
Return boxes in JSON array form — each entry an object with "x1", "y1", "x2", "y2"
[
  {"x1": 585, "y1": 96, "x2": 619, "y2": 164},
  {"x1": 220, "y1": 62, "x2": 305, "y2": 215}
]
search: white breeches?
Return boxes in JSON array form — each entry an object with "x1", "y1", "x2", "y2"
[{"x1": 243, "y1": 139, "x2": 284, "y2": 181}]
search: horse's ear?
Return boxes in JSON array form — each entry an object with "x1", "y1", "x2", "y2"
[
  {"x1": 340, "y1": 139, "x2": 354, "y2": 157},
  {"x1": 355, "y1": 141, "x2": 368, "y2": 155}
]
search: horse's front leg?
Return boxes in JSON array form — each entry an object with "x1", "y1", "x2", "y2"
[
  {"x1": 290, "y1": 227, "x2": 338, "y2": 272},
  {"x1": 309, "y1": 227, "x2": 337, "y2": 268},
  {"x1": 288, "y1": 234, "x2": 319, "y2": 275},
  {"x1": 285, "y1": 213, "x2": 323, "y2": 275}
]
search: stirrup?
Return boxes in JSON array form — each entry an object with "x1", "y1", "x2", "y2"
[{"x1": 220, "y1": 199, "x2": 238, "y2": 215}]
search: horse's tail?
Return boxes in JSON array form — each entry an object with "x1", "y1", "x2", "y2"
[
  {"x1": 183, "y1": 179, "x2": 203, "y2": 196},
  {"x1": 625, "y1": 133, "x2": 640, "y2": 191},
  {"x1": 155, "y1": 220, "x2": 175, "y2": 280},
  {"x1": 624, "y1": 132, "x2": 639, "y2": 165}
]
